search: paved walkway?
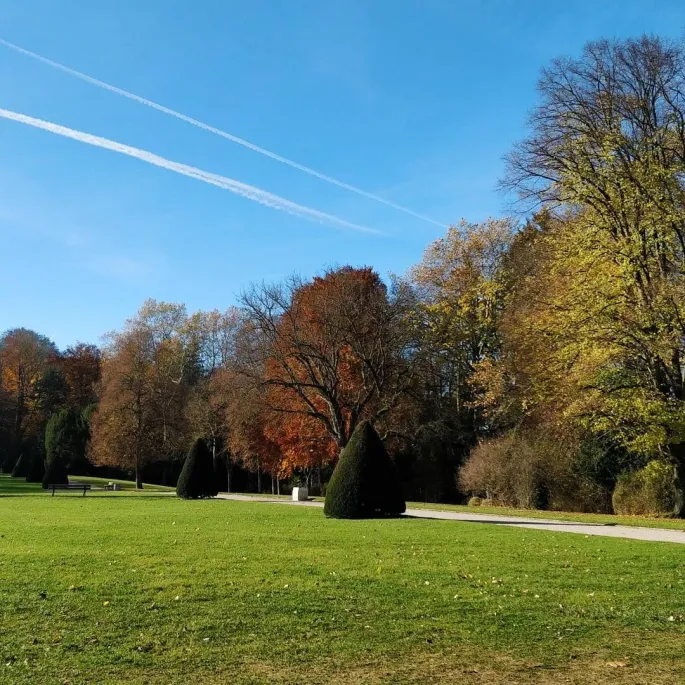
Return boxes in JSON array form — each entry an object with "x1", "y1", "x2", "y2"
[{"x1": 216, "y1": 493, "x2": 685, "y2": 544}]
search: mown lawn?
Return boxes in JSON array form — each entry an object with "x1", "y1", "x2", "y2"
[{"x1": 1, "y1": 476, "x2": 684, "y2": 684}]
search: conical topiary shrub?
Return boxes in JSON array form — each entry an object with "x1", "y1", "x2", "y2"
[
  {"x1": 42, "y1": 458, "x2": 69, "y2": 489},
  {"x1": 26, "y1": 452, "x2": 46, "y2": 484},
  {"x1": 11, "y1": 454, "x2": 28, "y2": 478},
  {"x1": 324, "y1": 421, "x2": 406, "y2": 519},
  {"x1": 176, "y1": 439, "x2": 218, "y2": 499}
]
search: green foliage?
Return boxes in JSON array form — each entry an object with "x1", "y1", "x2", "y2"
[
  {"x1": 468, "y1": 496, "x2": 482, "y2": 507},
  {"x1": 81, "y1": 403, "x2": 97, "y2": 428},
  {"x1": 176, "y1": 439, "x2": 218, "y2": 499},
  {"x1": 324, "y1": 421, "x2": 405, "y2": 519},
  {"x1": 612, "y1": 461, "x2": 682, "y2": 517},
  {"x1": 25, "y1": 451, "x2": 45, "y2": 484},
  {"x1": 41, "y1": 456, "x2": 69, "y2": 488},
  {"x1": 11, "y1": 453, "x2": 28, "y2": 478},
  {"x1": 45, "y1": 408, "x2": 87, "y2": 472}
]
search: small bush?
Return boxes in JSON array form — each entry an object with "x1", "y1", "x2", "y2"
[
  {"x1": 176, "y1": 439, "x2": 218, "y2": 499},
  {"x1": 612, "y1": 461, "x2": 681, "y2": 517},
  {"x1": 42, "y1": 458, "x2": 69, "y2": 488},
  {"x1": 459, "y1": 432, "x2": 548, "y2": 508},
  {"x1": 324, "y1": 421, "x2": 405, "y2": 519},
  {"x1": 26, "y1": 452, "x2": 45, "y2": 483},
  {"x1": 468, "y1": 496, "x2": 482, "y2": 507},
  {"x1": 11, "y1": 454, "x2": 29, "y2": 478}
]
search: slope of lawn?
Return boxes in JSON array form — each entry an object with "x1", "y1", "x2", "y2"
[{"x1": 1, "y1": 475, "x2": 684, "y2": 684}]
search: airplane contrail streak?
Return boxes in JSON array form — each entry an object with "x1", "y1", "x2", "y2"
[
  {"x1": 0, "y1": 108, "x2": 380, "y2": 234},
  {"x1": 0, "y1": 38, "x2": 447, "y2": 228}
]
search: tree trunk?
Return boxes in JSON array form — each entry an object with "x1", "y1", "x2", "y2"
[
  {"x1": 257, "y1": 466, "x2": 261, "y2": 493},
  {"x1": 277, "y1": 478, "x2": 280, "y2": 496},
  {"x1": 226, "y1": 458, "x2": 231, "y2": 494},
  {"x1": 134, "y1": 450, "x2": 143, "y2": 489},
  {"x1": 670, "y1": 443, "x2": 685, "y2": 517}
]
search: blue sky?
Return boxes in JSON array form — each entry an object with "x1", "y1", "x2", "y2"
[{"x1": 1, "y1": 1, "x2": 683, "y2": 348}]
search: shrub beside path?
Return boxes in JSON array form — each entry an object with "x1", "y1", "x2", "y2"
[{"x1": 216, "y1": 493, "x2": 685, "y2": 544}]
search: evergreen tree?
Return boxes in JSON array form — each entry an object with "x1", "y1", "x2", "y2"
[
  {"x1": 324, "y1": 421, "x2": 406, "y2": 519},
  {"x1": 176, "y1": 439, "x2": 218, "y2": 499},
  {"x1": 45, "y1": 408, "x2": 87, "y2": 472}
]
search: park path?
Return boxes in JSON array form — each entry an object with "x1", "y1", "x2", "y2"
[{"x1": 216, "y1": 493, "x2": 685, "y2": 545}]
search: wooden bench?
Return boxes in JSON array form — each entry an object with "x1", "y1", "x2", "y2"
[{"x1": 48, "y1": 483, "x2": 91, "y2": 497}]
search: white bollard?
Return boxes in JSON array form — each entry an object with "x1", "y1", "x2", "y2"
[{"x1": 292, "y1": 487, "x2": 308, "y2": 501}]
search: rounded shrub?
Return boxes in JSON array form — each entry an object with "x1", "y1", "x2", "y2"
[
  {"x1": 468, "y1": 496, "x2": 482, "y2": 507},
  {"x1": 176, "y1": 439, "x2": 218, "y2": 499},
  {"x1": 612, "y1": 460, "x2": 682, "y2": 517},
  {"x1": 42, "y1": 457, "x2": 69, "y2": 489},
  {"x1": 324, "y1": 421, "x2": 406, "y2": 519},
  {"x1": 11, "y1": 453, "x2": 29, "y2": 478},
  {"x1": 26, "y1": 451, "x2": 46, "y2": 484}
]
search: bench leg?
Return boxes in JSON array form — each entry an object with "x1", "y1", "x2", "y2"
[{"x1": 52, "y1": 486, "x2": 55, "y2": 497}]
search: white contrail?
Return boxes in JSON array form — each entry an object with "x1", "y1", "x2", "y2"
[
  {"x1": 0, "y1": 108, "x2": 380, "y2": 234},
  {"x1": 0, "y1": 38, "x2": 447, "y2": 228}
]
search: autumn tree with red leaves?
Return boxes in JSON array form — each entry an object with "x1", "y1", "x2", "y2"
[{"x1": 238, "y1": 267, "x2": 415, "y2": 475}]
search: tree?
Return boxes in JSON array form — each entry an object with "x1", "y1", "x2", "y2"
[
  {"x1": 176, "y1": 438, "x2": 218, "y2": 499},
  {"x1": 45, "y1": 409, "x2": 87, "y2": 474},
  {"x1": 0, "y1": 328, "x2": 57, "y2": 448},
  {"x1": 399, "y1": 219, "x2": 516, "y2": 499},
  {"x1": 184, "y1": 309, "x2": 243, "y2": 491},
  {"x1": 324, "y1": 421, "x2": 405, "y2": 518},
  {"x1": 239, "y1": 267, "x2": 415, "y2": 456},
  {"x1": 89, "y1": 326, "x2": 157, "y2": 488},
  {"x1": 185, "y1": 374, "x2": 232, "y2": 490},
  {"x1": 223, "y1": 368, "x2": 282, "y2": 490},
  {"x1": 90, "y1": 301, "x2": 197, "y2": 488},
  {"x1": 58, "y1": 343, "x2": 102, "y2": 410},
  {"x1": 502, "y1": 35, "x2": 685, "y2": 512}
]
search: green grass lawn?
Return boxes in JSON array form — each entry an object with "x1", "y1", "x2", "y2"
[{"x1": 1, "y1": 475, "x2": 684, "y2": 684}]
